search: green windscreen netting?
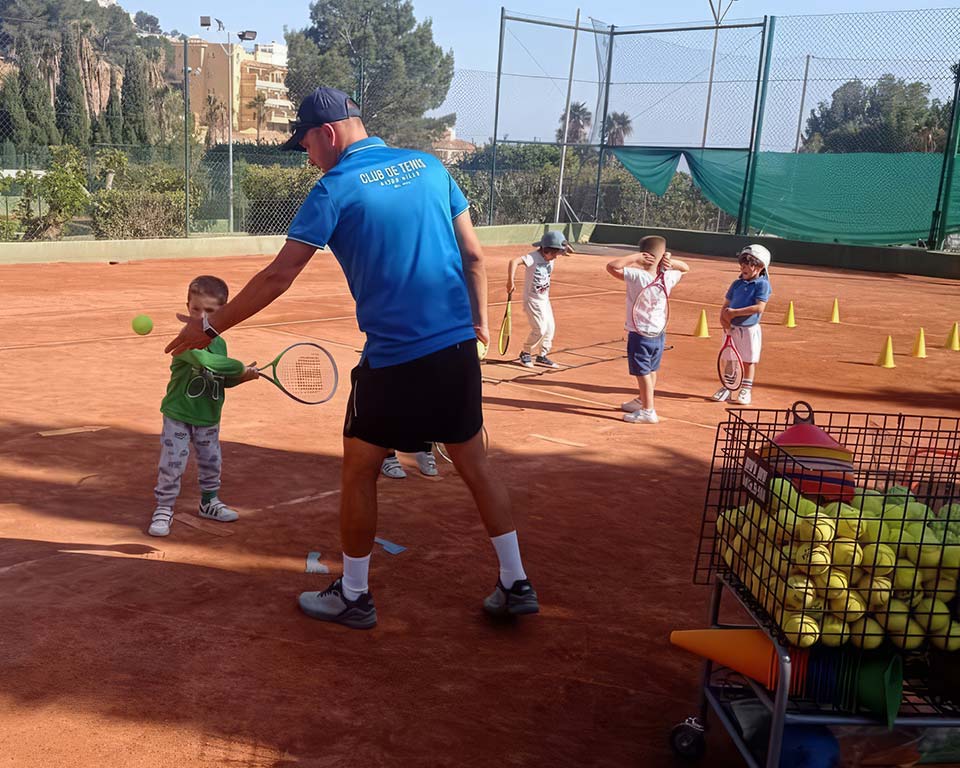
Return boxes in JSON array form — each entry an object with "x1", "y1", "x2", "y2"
[{"x1": 612, "y1": 147, "x2": 955, "y2": 247}]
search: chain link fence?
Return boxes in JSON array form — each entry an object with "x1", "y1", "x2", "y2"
[{"x1": 2, "y1": 9, "x2": 960, "y2": 247}]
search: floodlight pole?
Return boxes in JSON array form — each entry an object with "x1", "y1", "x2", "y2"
[
  {"x1": 793, "y1": 54, "x2": 812, "y2": 152},
  {"x1": 701, "y1": 0, "x2": 736, "y2": 147},
  {"x1": 489, "y1": 7, "x2": 506, "y2": 225},
  {"x1": 183, "y1": 36, "x2": 190, "y2": 237},
  {"x1": 737, "y1": 15, "x2": 775, "y2": 235},
  {"x1": 555, "y1": 8, "x2": 581, "y2": 224},
  {"x1": 593, "y1": 23, "x2": 616, "y2": 221}
]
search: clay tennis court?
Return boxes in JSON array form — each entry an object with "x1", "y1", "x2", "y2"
[{"x1": 1, "y1": 244, "x2": 958, "y2": 766}]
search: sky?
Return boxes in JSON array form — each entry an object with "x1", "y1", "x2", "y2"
[{"x1": 131, "y1": 0, "x2": 946, "y2": 72}]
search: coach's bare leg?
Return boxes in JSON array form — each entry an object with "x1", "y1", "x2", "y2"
[
  {"x1": 445, "y1": 429, "x2": 513, "y2": 537},
  {"x1": 340, "y1": 437, "x2": 390, "y2": 556}
]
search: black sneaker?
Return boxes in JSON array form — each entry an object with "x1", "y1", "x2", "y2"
[
  {"x1": 483, "y1": 578, "x2": 540, "y2": 616},
  {"x1": 298, "y1": 578, "x2": 377, "y2": 629},
  {"x1": 535, "y1": 355, "x2": 560, "y2": 369}
]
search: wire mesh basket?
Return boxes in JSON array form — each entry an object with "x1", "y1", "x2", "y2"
[{"x1": 696, "y1": 401, "x2": 960, "y2": 651}]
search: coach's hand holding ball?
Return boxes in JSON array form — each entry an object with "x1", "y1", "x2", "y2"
[{"x1": 132, "y1": 314, "x2": 153, "y2": 335}]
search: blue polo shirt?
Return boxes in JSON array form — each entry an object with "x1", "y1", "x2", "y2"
[
  {"x1": 287, "y1": 137, "x2": 475, "y2": 368},
  {"x1": 726, "y1": 275, "x2": 771, "y2": 326}
]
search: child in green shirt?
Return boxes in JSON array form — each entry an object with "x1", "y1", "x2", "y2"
[{"x1": 149, "y1": 276, "x2": 258, "y2": 537}]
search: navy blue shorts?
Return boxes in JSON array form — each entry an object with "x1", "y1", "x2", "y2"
[{"x1": 627, "y1": 332, "x2": 665, "y2": 376}]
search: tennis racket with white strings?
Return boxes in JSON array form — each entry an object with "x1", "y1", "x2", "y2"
[
  {"x1": 498, "y1": 289, "x2": 514, "y2": 356},
  {"x1": 435, "y1": 425, "x2": 490, "y2": 464},
  {"x1": 631, "y1": 271, "x2": 671, "y2": 337},
  {"x1": 258, "y1": 342, "x2": 339, "y2": 405},
  {"x1": 717, "y1": 332, "x2": 744, "y2": 392}
]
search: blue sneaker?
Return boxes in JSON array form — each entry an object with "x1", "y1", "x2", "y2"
[{"x1": 298, "y1": 578, "x2": 377, "y2": 629}]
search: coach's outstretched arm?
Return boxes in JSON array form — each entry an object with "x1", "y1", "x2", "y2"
[
  {"x1": 453, "y1": 212, "x2": 490, "y2": 346},
  {"x1": 164, "y1": 240, "x2": 317, "y2": 355}
]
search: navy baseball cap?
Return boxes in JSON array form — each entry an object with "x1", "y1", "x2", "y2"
[{"x1": 281, "y1": 87, "x2": 362, "y2": 152}]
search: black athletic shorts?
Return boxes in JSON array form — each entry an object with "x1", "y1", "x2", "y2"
[{"x1": 343, "y1": 339, "x2": 483, "y2": 453}]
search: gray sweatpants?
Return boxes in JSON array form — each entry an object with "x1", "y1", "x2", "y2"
[{"x1": 154, "y1": 415, "x2": 222, "y2": 508}]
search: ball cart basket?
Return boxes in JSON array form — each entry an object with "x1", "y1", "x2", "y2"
[{"x1": 671, "y1": 401, "x2": 960, "y2": 766}]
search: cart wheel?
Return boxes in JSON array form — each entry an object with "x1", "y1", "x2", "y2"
[{"x1": 670, "y1": 718, "x2": 706, "y2": 760}]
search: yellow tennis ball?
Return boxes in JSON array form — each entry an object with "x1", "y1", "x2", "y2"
[
  {"x1": 930, "y1": 621, "x2": 960, "y2": 652},
  {"x1": 829, "y1": 590, "x2": 867, "y2": 623},
  {"x1": 861, "y1": 543, "x2": 896, "y2": 575},
  {"x1": 893, "y1": 560, "x2": 921, "y2": 591},
  {"x1": 781, "y1": 612, "x2": 821, "y2": 648},
  {"x1": 856, "y1": 573, "x2": 892, "y2": 610},
  {"x1": 820, "y1": 614, "x2": 851, "y2": 647},
  {"x1": 925, "y1": 576, "x2": 958, "y2": 602},
  {"x1": 858, "y1": 518, "x2": 888, "y2": 546},
  {"x1": 877, "y1": 598, "x2": 911, "y2": 633},
  {"x1": 785, "y1": 574, "x2": 818, "y2": 610},
  {"x1": 793, "y1": 543, "x2": 832, "y2": 577},
  {"x1": 769, "y1": 478, "x2": 801, "y2": 512},
  {"x1": 131, "y1": 314, "x2": 153, "y2": 335},
  {"x1": 914, "y1": 598, "x2": 952, "y2": 633},
  {"x1": 889, "y1": 618, "x2": 925, "y2": 651},
  {"x1": 849, "y1": 616, "x2": 885, "y2": 650},
  {"x1": 815, "y1": 569, "x2": 849, "y2": 602},
  {"x1": 831, "y1": 538, "x2": 863, "y2": 569}
]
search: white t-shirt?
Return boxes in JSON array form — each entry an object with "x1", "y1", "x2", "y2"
[
  {"x1": 521, "y1": 251, "x2": 555, "y2": 304},
  {"x1": 624, "y1": 268, "x2": 683, "y2": 337}
]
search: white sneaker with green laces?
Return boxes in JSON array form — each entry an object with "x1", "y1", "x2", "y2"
[{"x1": 198, "y1": 497, "x2": 239, "y2": 522}]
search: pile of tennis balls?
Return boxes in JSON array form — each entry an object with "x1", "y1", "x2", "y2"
[{"x1": 716, "y1": 479, "x2": 960, "y2": 652}]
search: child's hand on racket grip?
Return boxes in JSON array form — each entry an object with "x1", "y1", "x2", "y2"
[
  {"x1": 505, "y1": 279, "x2": 515, "y2": 294},
  {"x1": 235, "y1": 363, "x2": 259, "y2": 383}
]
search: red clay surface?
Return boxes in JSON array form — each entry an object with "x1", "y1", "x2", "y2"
[{"x1": 1, "y1": 244, "x2": 958, "y2": 767}]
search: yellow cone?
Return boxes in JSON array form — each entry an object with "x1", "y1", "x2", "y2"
[
  {"x1": 784, "y1": 301, "x2": 797, "y2": 328},
  {"x1": 912, "y1": 328, "x2": 927, "y2": 359},
  {"x1": 830, "y1": 298, "x2": 840, "y2": 324},
  {"x1": 877, "y1": 336, "x2": 896, "y2": 368},
  {"x1": 947, "y1": 322, "x2": 960, "y2": 351},
  {"x1": 694, "y1": 309, "x2": 710, "y2": 338}
]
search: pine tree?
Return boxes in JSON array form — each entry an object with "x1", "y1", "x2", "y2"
[
  {"x1": 105, "y1": 69, "x2": 122, "y2": 144},
  {"x1": 55, "y1": 28, "x2": 90, "y2": 147},
  {"x1": 121, "y1": 50, "x2": 148, "y2": 144},
  {"x1": 17, "y1": 33, "x2": 60, "y2": 147},
  {"x1": 0, "y1": 73, "x2": 30, "y2": 150}
]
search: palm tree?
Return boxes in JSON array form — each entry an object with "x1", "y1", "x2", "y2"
[
  {"x1": 603, "y1": 112, "x2": 633, "y2": 146},
  {"x1": 556, "y1": 101, "x2": 592, "y2": 145},
  {"x1": 247, "y1": 91, "x2": 268, "y2": 145},
  {"x1": 203, "y1": 94, "x2": 227, "y2": 148}
]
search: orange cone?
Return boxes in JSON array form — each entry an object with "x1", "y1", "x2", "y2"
[
  {"x1": 876, "y1": 336, "x2": 895, "y2": 368},
  {"x1": 784, "y1": 301, "x2": 797, "y2": 328},
  {"x1": 670, "y1": 629, "x2": 776, "y2": 688},
  {"x1": 694, "y1": 309, "x2": 710, "y2": 338}
]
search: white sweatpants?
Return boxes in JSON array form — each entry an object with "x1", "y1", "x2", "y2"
[{"x1": 522, "y1": 299, "x2": 555, "y2": 356}]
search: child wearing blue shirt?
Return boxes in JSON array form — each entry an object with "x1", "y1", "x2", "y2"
[{"x1": 712, "y1": 244, "x2": 771, "y2": 405}]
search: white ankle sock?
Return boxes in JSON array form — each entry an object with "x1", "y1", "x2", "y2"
[
  {"x1": 341, "y1": 552, "x2": 371, "y2": 600},
  {"x1": 490, "y1": 530, "x2": 527, "y2": 589}
]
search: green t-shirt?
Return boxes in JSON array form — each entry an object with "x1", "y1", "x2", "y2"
[{"x1": 160, "y1": 336, "x2": 246, "y2": 427}]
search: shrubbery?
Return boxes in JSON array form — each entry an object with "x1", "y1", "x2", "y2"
[{"x1": 240, "y1": 163, "x2": 322, "y2": 235}]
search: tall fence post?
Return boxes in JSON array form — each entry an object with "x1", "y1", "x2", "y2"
[
  {"x1": 793, "y1": 54, "x2": 811, "y2": 153},
  {"x1": 929, "y1": 66, "x2": 960, "y2": 249},
  {"x1": 554, "y1": 8, "x2": 581, "y2": 224},
  {"x1": 593, "y1": 23, "x2": 616, "y2": 221},
  {"x1": 488, "y1": 7, "x2": 506, "y2": 226},
  {"x1": 183, "y1": 36, "x2": 190, "y2": 238},
  {"x1": 737, "y1": 15, "x2": 774, "y2": 235}
]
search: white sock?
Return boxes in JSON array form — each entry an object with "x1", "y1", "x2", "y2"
[
  {"x1": 341, "y1": 552, "x2": 371, "y2": 600},
  {"x1": 490, "y1": 530, "x2": 527, "y2": 589}
]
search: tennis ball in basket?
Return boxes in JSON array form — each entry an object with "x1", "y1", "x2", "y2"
[
  {"x1": 769, "y1": 477, "x2": 801, "y2": 511},
  {"x1": 820, "y1": 615, "x2": 851, "y2": 647},
  {"x1": 861, "y1": 543, "x2": 896, "y2": 575},
  {"x1": 914, "y1": 528, "x2": 944, "y2": 569},
  {"x1": 815, "y1": 569, "x2": 849, "y2": 602},
  {"x1": 828, "y1": 590, "x2": 867, "y2": 623},
  {"x1": 877, "y1": 598, "x2": 911, "y2": 633},
  {"x1": 856, "y1": 573, "x2": 892, "y2": 610},
  {"x1": 785, "y1": 574, "x2": 818, "y2": 610},
  {"x1": 893, "y1": 560, "x2": 921, "y2": 591},
  {"x1": 914, "y1": 597, "x2": 951, "y2": 633},
  {"x1": 781, "y1": 612, "x2": 821, "y2": 648},
  {"x1": 132, "y1": 314, "x2": 153, "y2": 335},
  {"x1": 849, "y1": 616, "x2": 885, "y2": 650},
  {"x1": 795, "y1": 543, "x2": 832, "y2": 577},
  {"x1": 796, "y1": 516, "x2": 836, "y2": 545},
  {"x1": 831, "y1": 538, "x2": 863, "y2": 569},
  {"x1": 925, "y1": 576, "x2": 958, "y2": 602},
  {"x1": 889, "y1": 618, "x2": 925, "y2": 651},
  {"x1": 930, "y1": 621, "x2": 960, "y2": 652}
]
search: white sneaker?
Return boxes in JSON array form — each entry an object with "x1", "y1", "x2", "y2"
[
  {"x1": 736, "y1": 388, "x2": 752, "y2": 405},
  {"x1": 621, "y1": 398, "x2": 644, "y2": 413},
  {"x1": 415, "y1": 451, "x2": 438, "y2": 476},
  {"x1": 198, "y1": 497, "x2": 239, "y2": 522},
  {"x1": 623, "y1": 408, "x2": 659, "y2": 424},
  {"x1": 381, "y1": 455, "x2": 407, "y2": 479},
  {"x1": 149, "y1": 507, "x2": 173, "y2": 537},
  {"x1": 712, "y1": 388, "x2": 732, "y2": 402}
]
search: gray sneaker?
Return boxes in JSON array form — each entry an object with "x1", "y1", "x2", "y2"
[
  {"x1": 198, "y1": 497, "x2": 239, "y2": 522},
  {"x1": 483, "y1": 578, "x2": 540, "y2": 617},
  {"x1": 518, "y1": 351, "x2": 535, "y2": 368},
  {"x1": 298, "y1": 578, "x2": 377, "y2": 629}
]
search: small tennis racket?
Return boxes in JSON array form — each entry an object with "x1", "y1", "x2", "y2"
[
  {"x1": 498, "y1": 289, "x2": 514, "y2": 356},
  {"x1": 631, "y1": 272, "x2": 670, "y2": 336},
  {"x1": 717, "y1": 332, "x2": 744, "y2": 392},
  {"x1": 258, "y1": 342, "x2": 338, "y2": 405},
  {"x1": 435, "y1": 425, "x2": 490, "y2": 464}
]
